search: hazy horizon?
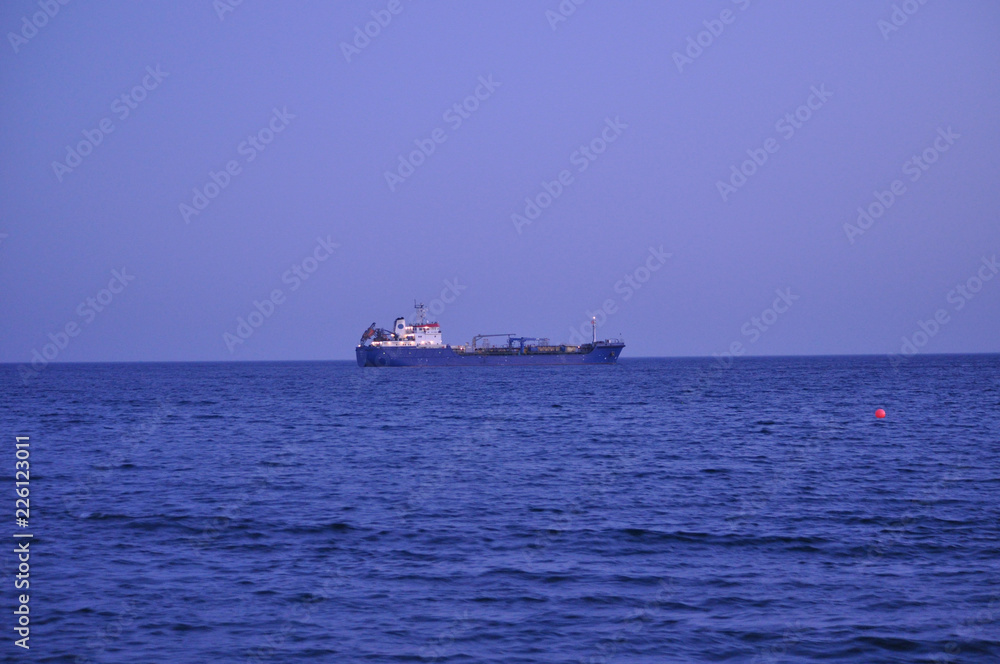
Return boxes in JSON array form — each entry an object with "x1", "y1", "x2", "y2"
[{"x1": 2, "y1": 1, "x2": 998, "y2": 370}]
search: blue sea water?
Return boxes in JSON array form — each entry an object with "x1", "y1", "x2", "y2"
[{"x1": 2, "y1": 355, "x2": 999, "y2": 663}]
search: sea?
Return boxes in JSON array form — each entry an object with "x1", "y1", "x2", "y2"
[{"x1": 2, "y1": 355, "x2": 998, "y2": 663}]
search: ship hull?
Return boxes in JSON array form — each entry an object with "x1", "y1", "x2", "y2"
[{"x1": 356, "y1": 343, "x2": 624, "y2": 367}]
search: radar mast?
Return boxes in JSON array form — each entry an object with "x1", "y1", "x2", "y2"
[{"x1": 413, "y1": 301, "x2": 428, "y2": 325}]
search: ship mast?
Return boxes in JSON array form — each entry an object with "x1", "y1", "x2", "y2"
[
  {"x1": 592, "y1": 316, "x2": 597, "y2": 344},
  {"x1": 413, "y1": 301, "x2": 428, "y2": 324}
]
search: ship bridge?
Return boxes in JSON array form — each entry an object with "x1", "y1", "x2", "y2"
[{"x1": 366, "y1": 303, "x2": 446, "y2": 348}]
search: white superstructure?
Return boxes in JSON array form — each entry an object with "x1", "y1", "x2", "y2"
[{"x1": 372, "y1": 303, "x2": 445, "y2": 348}]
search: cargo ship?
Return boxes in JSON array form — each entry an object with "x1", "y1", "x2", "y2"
[{"x1": 356, "y1": 303, "x2": 624, "y2": 367}]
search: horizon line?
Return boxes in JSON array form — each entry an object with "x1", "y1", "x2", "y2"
[{"x1": 3, "y1": 351, "x2": 998, "y2": 367}]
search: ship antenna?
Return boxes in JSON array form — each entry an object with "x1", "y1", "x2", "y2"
[{"x1": 592, "y1": 316, "x2": 597, "y2": 344}]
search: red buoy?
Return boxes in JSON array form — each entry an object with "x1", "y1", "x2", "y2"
[{"x1": 875, "y1": 408, "x2": 886, "y2": 419}]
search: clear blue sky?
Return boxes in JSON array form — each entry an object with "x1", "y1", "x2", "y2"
[{"x1": 1, "y1": 1, "x2": 998, "y2": 363}]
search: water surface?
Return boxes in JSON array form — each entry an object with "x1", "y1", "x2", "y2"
[{"x1": 4, "y1": 355, "x2": 999, "y2": 662}]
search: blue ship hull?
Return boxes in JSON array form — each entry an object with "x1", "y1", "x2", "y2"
[{"x1": 356, "y1": 342, "x2": 624, "y2": 367}]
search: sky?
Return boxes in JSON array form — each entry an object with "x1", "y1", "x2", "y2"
[{"x1": 1, "y1": 0, "x2": 998, "y2": 364}]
